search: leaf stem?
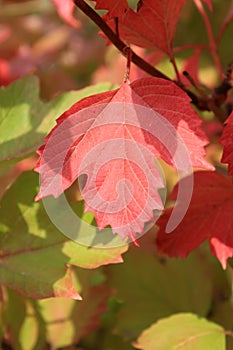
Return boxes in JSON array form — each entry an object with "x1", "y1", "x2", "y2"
[
  {"x1": 170, "y1": 51, "x2": 181, "y2": 82},
  {"x1": 224, "y1": 330, "x2": 233, "y2": 338},
  {"x1": 194, "y1": 0, "x2": 224, "y2": 78},
  {"x1": 174, "y1": 43, "x2": 210, "y2": 53},
  {"x1": 216, "y1": 0, "x2": 233, "y2": 46},
  {"x1": 183, "y1": 71, "x2": 207, "y2": 98},
  {"x1": 124, "y1": 47, "x2": 132, "y2": 82}
]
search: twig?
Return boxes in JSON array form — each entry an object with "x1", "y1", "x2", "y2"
[
  {"x1": 73, "y1": 0, "x2": 231, "y2": 122},
  {"x1": 183, "y1": 71, "x2": 207, "y2": 98},
  {"x1": 170, "y1": 51, "x2": 181, "y2": 82},
  {"x1": 74, "y1": 0, "x2": 168, "y2": 80},
  {"x1": 124, "y1": 47, "x2": 132, "y2": 82}
]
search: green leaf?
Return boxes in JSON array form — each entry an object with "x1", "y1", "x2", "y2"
[
  {"x1": 0, "y1": 74, "x2": 114, "y2": 161},
  {"x1": 134, "y1": 313, "x2": 225, "y2": 350},
  {"x1": 106, "y1": 233, "x2": 214, "y2": 339},
  {"x1": 0, "y1": 171, "x2": 127, "y2": 299}
]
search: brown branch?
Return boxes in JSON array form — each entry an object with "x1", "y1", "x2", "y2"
[
  {"x1": 74, "y1": 0, "x2": 231, "y2": 122},
  {"x1": 74, "y1": 0, "x2": 168, "y2": 80}
]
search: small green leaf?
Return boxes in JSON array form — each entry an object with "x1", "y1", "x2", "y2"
[
  {"x1": 134, "y1": 313, "x2": 225, "y2": 350},
  {"x1": 0, "y1": 74, "x2": 114, "y2": 161}
]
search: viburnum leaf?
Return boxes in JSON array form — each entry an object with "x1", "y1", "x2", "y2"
[
  {"x1": 105, "y1": 0, "x2": 187, "y2": 55},
  {"x1": 0, "y1": 171, "x2": 127, "y2": 299},
  {"x1": 156, "y1": 171, "x2": 233, "y2": 269},
  {"x1": 220, "y1": 111, "x2": 233, "y2": 176},
  {"x1": 51, "y1": 0, "x2": 81, "y2": 28},
  {"x1": 92, "y1": 0, "x2": 129, "y2": 19},
  {"x1": 35, "y1": 77, "x2": 212, "y2": 241},
  {"x1": 134, "y1": 313, "x2": 225, "y2": 350},
  {"x1": 0, "y1": 74, "x2": 114, "y2": 162}
]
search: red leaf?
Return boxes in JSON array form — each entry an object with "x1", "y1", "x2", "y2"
[
  {"x1": 106, "y1": 0, "x2": 186, "y2": 55},
  {"x1": 220, "y1": 111, "x2": 233, "y2": 176},
  {"x1": 92, "y1": 0, "x2": 128, "y2": 19},
  {"x1": 35, "y1": 77, "x2": 211, "y2": 241},
  {"x1": 156, "y1": 171, "x2": 233, "y2": 268},
  {"x1": 51, "y1": 0, "x2": 81, "y2": 28}
]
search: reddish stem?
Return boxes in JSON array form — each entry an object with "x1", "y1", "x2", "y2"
[
  {"x1": 174, "y1": 43, "x2": 210, "y2": 53},
  {"x1": 193, "y1": 0, "x2": 224, "y2": 78},
  {"x1": 124, "y1": 47, "x2": 132, "y2": 82},
  {"x1": 170, "y1": 50, "x2": 181, "y2": 82},
  {"x1": 216, "y1": 0, "x2": 233, "y2": 46},
  {"x1": 224, "y1": 330, "x2": 233, "y2": 338}
]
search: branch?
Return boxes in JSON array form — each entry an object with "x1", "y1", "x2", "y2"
[
  {"x1": 74, "y1": 0, "x2": 230, "y2": 122},
  {"x1": 74, "y1": 0, "x2": 168, "y2": 80}
]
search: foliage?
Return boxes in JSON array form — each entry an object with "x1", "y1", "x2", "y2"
[{"x1": 1, "y1": 0, "x2": 233, "y2": 349}]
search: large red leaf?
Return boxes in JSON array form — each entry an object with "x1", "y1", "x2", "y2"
[
  {"x1": 35, "y1": 77, "x2": 211, "y2": 242},
  {"x1": 156, "y1": 171, "x2": 233, "y2": 268},
  {"x1": 220, "y1": 111, "x2": 233, "y2": 176},
  {"x1": 92, "y1": 0, "x2": 128, "y2": 19},
  {"x1": 106, "y1": 0, "x2": 187, "y2": 55}
]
